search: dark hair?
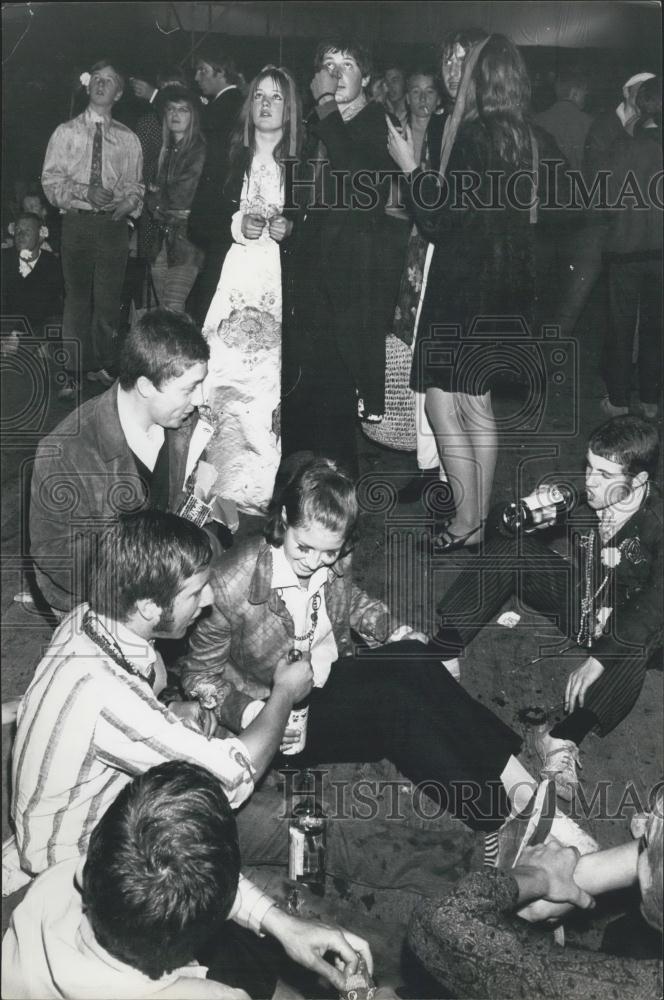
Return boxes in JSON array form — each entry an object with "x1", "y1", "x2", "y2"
[
  {"x1": 588, "y1": 416, "x2": 660, "y2": 480},
  {"x1": 88, "y1": 510, "x2": 212, "y2": 622},
  {"x1": 82, "y1": 761, "x2": 240, "y2": 980},
  {"x1": 636, "y1": 75, "x2": 662, "y2": 121},
  {"x1": 440, "y1": 26, "x2": 488, "y2": 65},
  {"x1": 118, "y1": 308, "x2": 209, "y2": 390},
  {"x1": 554, "y1": 66, "x2": 589, "y2": 101},
  {"x1": 462, "y1": 33, "x2": 532, "y2": 166},
  {"x1": 264, "y1": 451, "x2": 359, "y2": 554},
  {"x1": 156, "y1": 65, "x2": 188, "y2": 88},
  {"x1": 14, "y1": 211, "x2": 42, "y2": 228},
  {"x1": 227, "y1": 65, "x2": 302, "y2": 188},
  {"x1": 89, "y1": 59, "x2": 125, "y2": 95},
  {"x1": 314, "y1": 39, "x2": 373, "y2": 80},
  {"x1": 195, "y1": 41, "x2": 239, "y2": 85},
  {"x1": 158, "y1": 85, "x2": 205, "y2": 169}
]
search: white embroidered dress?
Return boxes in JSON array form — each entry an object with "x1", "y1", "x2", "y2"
[{"x1": 203, "y1": 154, "x2": 283, "y2": 515}]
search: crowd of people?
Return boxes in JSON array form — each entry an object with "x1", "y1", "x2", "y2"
[{"x1": 1, "y1": 24, "x2": 662, "y2": 1000}]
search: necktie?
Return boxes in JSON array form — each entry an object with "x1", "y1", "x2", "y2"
[{"x1": 89, "y1": 122, "x2": 103, "y2": 187}]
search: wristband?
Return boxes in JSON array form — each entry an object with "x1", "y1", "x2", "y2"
[{"x1": 316, "y1": 92, "x2": 336, "y2": 104}]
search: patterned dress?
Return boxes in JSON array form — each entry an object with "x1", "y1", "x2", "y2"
[{"x1": 203, "y1": 154, "x2": 283, "y2": 515}]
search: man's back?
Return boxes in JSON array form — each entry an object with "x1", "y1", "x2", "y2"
[{"x1": 2, "y1": 857, "x2": 240, "y2": 999}]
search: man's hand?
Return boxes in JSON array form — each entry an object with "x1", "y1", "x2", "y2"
[
  {"x1": 401, "y1": 630, "x2": 429, "y2": 644},
  {"x1": 110, "y1": 196, "x2": 135, "y2": 222},
  {"x1": 386, "y1": 117, "x2": 418, "y2": 173},
  {"x1": 273, "y1": 653, "x2": 313, "y2": 705},
  {"x1": 168, "y1": 700, "x2": 218, "y2": 739},
  {"x1": 241, "y1": 213, "x2": 266, "y2": 239},
  {"x1": 565, "y1": 657, "x2": 604, "y2": 712},
  {"x1": 268, "y1": 215, "x2": 293, "y2": 242},
  {"x1": 516, "y1": 839, "x2": 595, "y2": 911},
  {"x1": 87, "y1": 184, "x2": 114, "y2": 208},
  {"x1": 129, "y1": 78, "x2": 157, "y2": 102},
  {"x1": 260, "y1": 908, "x2": 373, "y2": 992},
  {"x1": 310, "y1": 67, "x2": 339, "y2": 103}
]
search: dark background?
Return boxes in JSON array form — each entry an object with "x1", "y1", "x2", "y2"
[{"x1": 2, "y1": 1, "x2": 662, "y2": 217}]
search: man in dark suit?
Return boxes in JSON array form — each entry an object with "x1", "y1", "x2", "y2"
[
  {"x1": 1, "y1": 212, "x2": 63, "y2": 340},
  {"x1": 282, "y1": 38, "x2": 395, "y2": 474},
  {"x1": 432, "y1": 416, "x2": 662, "y2": 801},
  {"x1": 187, "y1": 42, "x2": 244, "y2": 324}
]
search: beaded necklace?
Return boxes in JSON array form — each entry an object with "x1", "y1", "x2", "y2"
[
  {"x1": 291, "y1": 592, "x2": 321, "y2": 646},
  {"x1": 82, "y1": 610, "x2": 156, "y2": 688}
]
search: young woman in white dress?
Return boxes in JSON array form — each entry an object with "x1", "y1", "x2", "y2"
[{"x1": 203, "y1": 67, "x2": 301, "y2": 517}]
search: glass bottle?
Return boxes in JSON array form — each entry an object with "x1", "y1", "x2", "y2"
[
  {"x1": 287, "y1": 768, "x2": 327, "y2": 896},
  {"x1": 502, "y1": 483, "x2": 576, "y2": 534}
]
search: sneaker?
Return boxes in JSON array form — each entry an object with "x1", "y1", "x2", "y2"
[
  {"x1": 639, "y1": 402, "x2": 659, "y2": 421},
  {"x1": 535, "y1": 731, "x2": 582, "y2": 802},
  {"x1": 57, "y1": 377, "x2": 79, "y2": 401},
  {"x1": 599, "y1": 396, "x2": 629, "y2": 418},
  {"x1": 86, "y1": 369, "x2": 115, "y2": 387},
  {"x1": 489, "y1": 779, "x2": 558, "y2": 868}
]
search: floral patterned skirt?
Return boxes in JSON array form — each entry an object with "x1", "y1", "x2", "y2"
[{"x1": 203, "y1": 238, "x2": 282, "y2": 515}]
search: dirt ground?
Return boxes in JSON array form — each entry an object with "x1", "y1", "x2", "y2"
[{"x1": 1, "y1": 283, "x2": 662, "y2": 995}]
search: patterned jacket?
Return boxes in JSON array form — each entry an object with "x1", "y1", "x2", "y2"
[
  {"x1": 408, "y1": 868, "x2": 662, "y2": 1000},
  {"x1": 180, "y1": 535, "x2": 401, "y2": 732}
]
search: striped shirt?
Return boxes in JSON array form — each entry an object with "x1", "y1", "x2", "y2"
[{"x1": 12, "y1": 605, "x2": 273, "y2": 934}]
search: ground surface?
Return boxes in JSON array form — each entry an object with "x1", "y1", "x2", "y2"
[{"x1": 1, "y1": 287, "x2": 662, "y2": 995}]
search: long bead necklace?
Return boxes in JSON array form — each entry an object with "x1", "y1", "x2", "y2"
[
  {"x1": 82, "y1": 610, "x2": 156, "y2": 688},
  {"x1": 576, "y1": 529, "x2": 611, "y2": 648}
]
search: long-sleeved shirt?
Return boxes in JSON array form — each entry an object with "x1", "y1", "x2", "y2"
[
  {"x1": 11, "y1": 604, "x2": 275, "y2": 933},
  {"x1": 42, "y1": 107, "x2": 144, "y2": 216},
  {"x1": 2, "y1": 857, "x2": 268, "y2": 999},
  {"x1": 408, "y1": 867, "x2": 663, "y2": 1000}
]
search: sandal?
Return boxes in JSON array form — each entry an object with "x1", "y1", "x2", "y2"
[{"x1": 433, "y1": 523, "x2": 484, "y2": 554}]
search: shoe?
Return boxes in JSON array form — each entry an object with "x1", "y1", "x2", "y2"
[
  {"x1": 534, "y1": 731, "x2": 582, "y2": 803},
  {"x1": 432, "y1": 523, "x2": 483, "y2": 555},
  {"x1": 488, "y1": 779, "x2": 557, "y2": 868},
  {"x1": 57, "y1": 377, "x2": 79, "y2": 401},
  {"x1": 639, "y1": 402, "x2": 659, "y2": 421},
  {"x1": 599, "y1": 396, "x2": 628, "y2": 418},
  {"x1": 397, "y1": 469, "x2": 440, "y2": 505},
  {"x1": 86, "y1": 369, "x2": 115, "y2": 387},
  {"x1": 13, "y1": 590, "x2": 34, "y2": 605}
]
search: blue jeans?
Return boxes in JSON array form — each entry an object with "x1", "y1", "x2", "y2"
[{"x1": 61, "y1": 212, "x2": 129, "y2": 373}]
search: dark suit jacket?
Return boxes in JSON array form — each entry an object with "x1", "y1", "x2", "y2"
[
  {"x1": 30, "y1": 385, "x2": 197, "y2": 611},
  {"x1": 188, "y1": 87, "x2": 244, "y2": 249},
  {"x1": 1, "y1": 247, "x2": 63, "y2": 336}
]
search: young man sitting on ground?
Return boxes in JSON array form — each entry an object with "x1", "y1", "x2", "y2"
[{"x1": 3, "y1": 759, "x2": 372, "y2": 998}]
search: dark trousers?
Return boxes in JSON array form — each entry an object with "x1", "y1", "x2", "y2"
[
  {"x1": 61, "y1": 213, "x2": 129, "y2": 374},
  {"x1": 186, "y1": 241, "x2": 229, "y2": 326},
  {"x1": 434, "y1": 535, "x2": 654, "y2": 738},
  {"x1": 295, "y1": 640, "x2": 522, "y2": 832},
  {"x1": 606, "y1": 256, "x2": 662, "y2": 406}
]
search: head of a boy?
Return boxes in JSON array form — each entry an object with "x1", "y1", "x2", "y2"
[{"x1": 81, "y1": 760, "x2": 241, "y2": 979}]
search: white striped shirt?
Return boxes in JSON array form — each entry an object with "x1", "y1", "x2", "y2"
[{"x1": 11, "y1": 605, "x2": 274, "y2": 935}]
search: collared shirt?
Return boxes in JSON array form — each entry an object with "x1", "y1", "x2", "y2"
[
  {"x1": 597, "y1": 481, "x2": 649, "y2": 543},
  {"x1": 270, "y1": 544, "x2": 339, "y2": 688},
  {"x1": 1, "y1": 856, "x2": 273, "y2": 998},
  {"x1": 12, "y1": 605, "x2": 258, "y2": 877},
  {"x1": 42, "y1": 107, "x2": 144, "y2": 216},
  {"x1": 213, "y1": 84, "x2": 238, "y2": 101},
  {"x1": 116, "y1": 385, "x2": 213, "y2": 479},
  {"x1": 116, "y1": 385, "x2": 165, "y2": 471}
]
